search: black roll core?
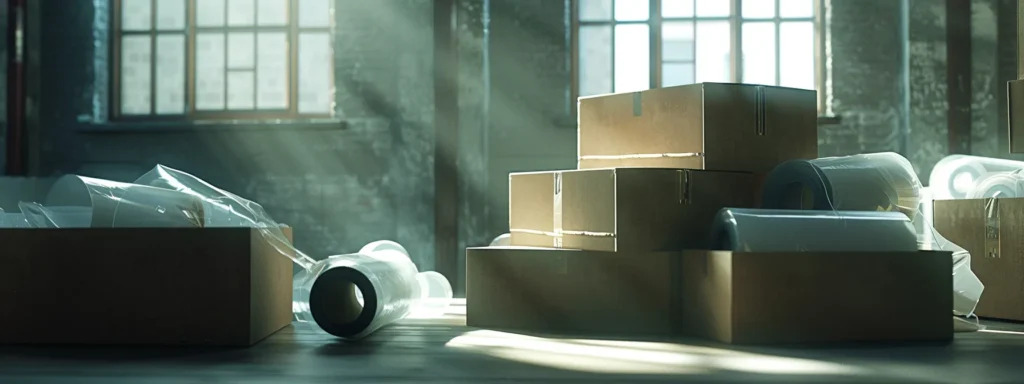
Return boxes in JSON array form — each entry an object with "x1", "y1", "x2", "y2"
[{"x1": 308, "y1": 267, "x2": 378, "y2": 339}]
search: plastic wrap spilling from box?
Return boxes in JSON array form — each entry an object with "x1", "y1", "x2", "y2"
[
  {"x1": 711, "y1": 208, "x2": 918, "y2": 252},
  {"x1": 761, "y1": 152, "x2": 984, "y2": 316},
  {"x1": 293, "y1": 241, "x2": 453, "y2": 338},
  {"x1": 490, "y1": 233, "x2": 511, "y2": 247},
  {"x1": 11, "y1": 165, "x2": 453, "y2": 339},
  {"x1": 930, "y1": 155, "x2": 1024, "y2": 200}
]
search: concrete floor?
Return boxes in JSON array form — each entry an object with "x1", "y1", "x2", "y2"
[{"x1": 0, "y1": 302, "x2": 1021, "y2": 383}]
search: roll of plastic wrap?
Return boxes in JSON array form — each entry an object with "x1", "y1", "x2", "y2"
[
  {"x1": 710, "y1": 208, "x2": 919, "y2": 252},
  {"x1": 930, "y1": 155, "x2": 1024, "y2": 200},
  {"x1": 490, "y1": 233, "x2": 511, "y2": 247},
  {"x1": 967, "y1": 171, "x2": 1024, "y2": 199},
  {"x1": 292, "y1": 240, "x2": 454, "y2": 339},
  {"x1": 45, "y1": 175, "x2": 204, "y2": 228},
  {"x1": 761, "y1": 152, "x2": 922, "y2": 218}
]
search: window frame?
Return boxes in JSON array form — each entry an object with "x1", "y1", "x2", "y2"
[
  {"x1": 570, "y1": 0, "x2": 827, "y2": 114},
  {"x1": 110, "y1": 0, "x2": 336, "y2": 123}
]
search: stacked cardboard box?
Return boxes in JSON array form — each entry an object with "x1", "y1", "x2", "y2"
[
  {"x1": 934, "y1": 198, "x2": 1024, "y2": 321},
  {"x1": 467, "y1": 83, "x2": 952, "y2": 345}
]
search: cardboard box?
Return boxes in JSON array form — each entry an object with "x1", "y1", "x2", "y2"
[
  {"x1": 934, "y1": 198, "x2": 1024, "y2": 321},
  {"x1": 466, "y1": 247, "x2": 952, "y2": 344},
  {"x1": 577, "y1": 83, "x2": 817, "y2": 173},
  {"x1": 0, "y1": 228, "x2": 294, "y2": 346},
  {"x1": 509, "y1": 168, "x2": 754, "y2": 251},
  {"x1": 1009, "y1": 79, "x2": 1024, "y2": 154},
  {"x1": 683, "y1": 250, "x2": 952, "y2": 345},
  {"x1": 466, "y1": 247, "x2": 684, "y2": 336}
]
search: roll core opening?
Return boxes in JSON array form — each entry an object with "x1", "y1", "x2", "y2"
[{"x1": 308, "y1": 267, "x2": 378, "y2": 338}]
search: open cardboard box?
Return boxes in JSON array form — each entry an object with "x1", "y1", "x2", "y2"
[{"x1": 467, "y1": 247, "x2": 952, "y2": 345}]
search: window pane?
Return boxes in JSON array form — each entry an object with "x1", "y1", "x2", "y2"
[
  {"x1": 227, "y1": 0, "x2": 256, "y2": 26},
  {"x1": 741, "y1": 22, "x2": 776, "y2": 85},
  {"x1": 578, "y1": 25, "x2": 612, "y2": 97},
  {"x1": 780, "y1": 22, "x2": 815, "y2": 89},
  {"x1": 196, "y1": 33, "x2": 226, "y2": 110},
  {"x1": 662, "y1": 63, "x2": 695, "y2": 87},
  {"x1": 614, "y1": 24, "x2": 649, "y2": 93},
  {"x1": 614, "y1": 0, "x2": 649, "y2": 21},
  {"x1": 228, "y1": 71, "x2": 256, "y2": 110},
  {"x1": 120, "y1": 35, "x2": 152, "y2": 114},
  {"x1": 298, "y1": 33, "x2": 334, "y2": 114},
  {"x1": 780, "y1": 0, "x2": 814, "y2": 18},
  {"x1": 155, "y1": 0, "x2": 186, "y2": 30},
  {"x1": 662, "y1": 22, "x2": 694, "y2": 62},
  {"x1": 742, "y1": 0, "x2": 775, "y2": 18},
  {"x1": 662, "y1": 0, "x2": 694, "y2": 18},
  {"x1": 257, "y1": 0, "x2": 288, "y2": 26},
  {"x1": 695, "y1": 21, "x2": 730, "y2": 83},
  {"x1": 579, "y1": 0, "x2": 612, "y2": 21},
  {"x1": 121, "y1": 0, "x2": 152, "y2": 31},
  {"x1": 155, "y1": 35, "x2": 186, "y2": 114},
  {"x1": 257, "y1": 32, "x2": 289, "y2": 109},
  {"x1": 227, "y1": 32, "x2": 255, "y2": 69},
  {"x1": 695, "y1": 0, "x2": 730, "y2": 17},
  {"x1": 197, "y1": 0, "x2": 226, "y2": 27},
  {"x1": 298, "y1": 0, "x2": 331, "y2": 28}
]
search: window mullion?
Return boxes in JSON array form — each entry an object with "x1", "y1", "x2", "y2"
[
  {"x1": 187, "y1": 0, "x2": 196, "y2": 115},
  {"x1": 289, "y1": 0, "x2": 299, "y2": 116},
  {"x1": 149, "y1": 0, "x2": 157, "y2": 115},
  {"x1": 650, "y1": 0, "x2": 661, "y2": 89},
  {"x1": 732, "y1": 0, "x2": 742, "y2": 83}
]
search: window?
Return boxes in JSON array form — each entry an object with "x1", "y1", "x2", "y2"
[
  {"x1": 112, "y1": 0, "x2": 335, "y2": 121},
  {"x1": 573, "y1": 0, "x2": 824, "y2": 111}
]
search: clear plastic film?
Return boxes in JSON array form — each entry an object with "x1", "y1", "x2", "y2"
[
  {"x1": 490, "y1": 233, "x2": 511, "y2": 247},
  {"x1": 710, "y1": 208, "x2": 919, "y2": 252},
  {"x1": 39, "y1": 175, "x2": 204, "y2": 228},
  {"x1": 292, "y1": 241, "x2": 453, "y2": 339},
  {"x1": 761, "y1": 152, "x2": 922, "y2": 218},
  {"x1": 128, "y1": 165, "x2": 318, "y2": 269},
  {"x1": 0, "y1": 207, "x2": 29, "y2": 228},
  {"x1": 966, "y1": 170, "x2": 1024, "y2": 199},
  {"x1": 762, "y1": 152, "x2": 984, "y2": 317},
  {"x1": 929, "y1": 155, "x2": 1024, "y2": 200}
]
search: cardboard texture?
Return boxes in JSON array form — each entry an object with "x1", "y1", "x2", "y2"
[
  {"x1": 466, "y1": 247, "x2": 684, "y2": 336},
  {"x1": 934, "y1": 198, "x2": 1024, "y2": 321},
  {"x1": 683, "y1": 250, "x2": 953, "y2": 345},
  {"x1": 466, "y1": 247, "x2": 952, "y2": 344},
  {"x1": 1009, "y1": 79, "x2": 1024, "y2": 153},
  {"x1": 509, "y1": 168, "x2": 754, "y2": 251},
  {"x1": 0, "y1": 227, "x2": 294, "y2": 346},
  {"x1": 577, "y1": 83, "x2": 817, "y2": 173}
]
